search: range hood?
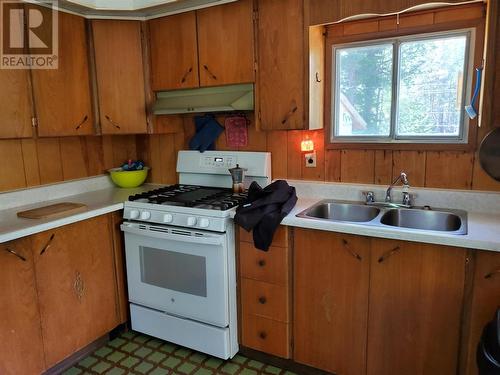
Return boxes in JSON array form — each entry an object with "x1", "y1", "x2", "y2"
[{"x1": 153, "y1": 84, "x2": 254, "y2": 115}]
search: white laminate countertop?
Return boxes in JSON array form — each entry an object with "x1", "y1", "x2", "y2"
[
  {"x1": 279, "y1": 197, "x2": 500, "y2": 252},
  {"x1": 0, "y1": 176, "x2": 156, "y2": 244}
]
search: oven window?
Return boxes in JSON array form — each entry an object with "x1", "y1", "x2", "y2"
[{"x1": 140, "y1": 247, "x2": 207, "y2": 297}]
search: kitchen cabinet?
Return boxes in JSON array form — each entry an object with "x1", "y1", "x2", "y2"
[
  {"x1": 0, "y1": 237, "x2": 46, "y2": 375},
  {"x1": 239, "y1": 226, "x2": 291, "y2": 358},
  {"x1": 294, "y1": 229, "x2": 370, "y2": 374},
  {"x1": 367, "y1": 238, "x2": 467, "y2": 375},
  {"x1": 0, "y1": 2, "x2": 33, "y2": 141},
  {"x1": 0, "y1": 68, "x2": 33, "y2": 139},
  {"x1": 462, "y1": 251, "x2": 500, "y2": 375},
  {"x1": 197, "y1": 0, "x2": 255, "y2": 87},
  {"x1": 149, "y1": 12, "x2": 199, "y2": 91},
  {"x1": 31, "y1": 9, "x2": 94, "y2": 137},
  {"x1": 92, "y1": 20, "x2": 148, "y2": 134},
  {"x1": 256, "y1": 0, "x2": 324, "y2": 130},
  {"x1": 32, "y1": 215, "x2": 120, "y2": 367},
  {"x1": 149, "y1": 0, "x2": 254, "y2": 91}
]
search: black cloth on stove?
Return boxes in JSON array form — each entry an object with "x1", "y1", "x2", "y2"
[{"x1": 234, "y1": 180, "x2": 297, "y2": 251}]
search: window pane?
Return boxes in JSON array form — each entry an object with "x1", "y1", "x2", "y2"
[
  {"x1": 397, "y1": 35, "x2": 467, "y2": 137},
  {"x1": 335, "y1": 44, "x2": 393, "y2": 136}
]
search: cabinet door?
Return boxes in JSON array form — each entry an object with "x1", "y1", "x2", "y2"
[
  {"x1": 368, "y1": 239, "x2": 466, "y2": 375},
  {"x1": 93, "y1": 20, "x2": 148, "y2": 134},
  {"x1": 0, "y1": 7, "x2": 33, "y2": 139},
  {"x1": 149, "y1": 12, "x2": 199, "y2": 91},
  {"x1": 197, "y1": 0, "x2": 255, "y2": 87},
  {"x1": 32, "y1": 215, "x2": 119, "y2": 367},
  {"x1": 294, "y1": 229, "x2": 370, "y2": 374},
  {"x1": 0, "y1": 237, "x2": 46, "y2": 375},
  {"x1": 257, "y1": 0, "x2": 304, "y2": 130},
  {"x1": 463, "y1": 251, "x2": 500, "y2": 375},
  {"x1": 31, "y1": 9, "x2": 94, "y2": 136}
]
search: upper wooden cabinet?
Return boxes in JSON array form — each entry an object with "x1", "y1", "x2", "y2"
[
  {"x1": 0, "y1": 237, "x2": 46, "y2": 375},
  {"x1": 257, "y1": 0, "x2": 304, "y2": 130},
  {"x1": 149, "y1": 11, "x2": 199, "y2": 90},
  {"x1": 32, "y1": 215, "x2": 120, "y2": 367},
  {"x1": 92, "y1": 20, "x2": 148, "y2": 134},
  {"x1": 0, "y1": 8, "x2": 33, "y2": 140},
  {"x1": 149, "y1": 0, "x2": 255, "y2": 91},
  {"x1": 31, "y1": 10, "x2": 94, "y2": 137},
  {"x1": 367, "y1": 238, "x2": 467, "y2": 375},
  {"x1": 197, "y1": 0, "x2": 255, "y2": 87},
  {"x1": 294, "y1": 229, "x2": 370, "y2": 374}
]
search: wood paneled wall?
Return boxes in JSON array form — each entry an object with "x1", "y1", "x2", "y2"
[
  {"x1": 144, "y1": 114, "x2": 500, "y2": 192},
  {"x1": 0, "y1": 136, "x2": 138, "y2": 193}
]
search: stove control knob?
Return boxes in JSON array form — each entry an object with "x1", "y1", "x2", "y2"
[
  {"x1": 199, "y1": 218, "x2": 210, "y2": 228},
  {"x1": 163, "y1": 214, "x2": 173, "y2": 223},
  {"x1": 140, "y1": 211, "x2": 151, "y2": 220},
  {"x1": 129, "y1": 209, "x2": 140, "y2": 219},
  {"x1": 187, "y1": 217, "x2": 197, "y2": 226}
]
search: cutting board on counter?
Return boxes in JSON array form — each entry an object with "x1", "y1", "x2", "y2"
[{"x1": 17, "y1": 202, "x2": 87, "y2": 219}]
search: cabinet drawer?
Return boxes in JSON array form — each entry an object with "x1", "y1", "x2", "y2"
[
  {"x1": 241, "y1": 278, "x2": 288, "y2": 322},
  {"x1": 241, "y1": 314, "x2": 290, "y2": 358},
  {"x1": 239, "y1": 226, "x2": 288, "y2": 248},
  {"x1": 239, "y1": 242, "x2": 288, "y2": 286}
]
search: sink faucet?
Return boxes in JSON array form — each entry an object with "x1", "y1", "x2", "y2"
[{"x1": 386, "y1": 172, "x2": 410, "y2": 205}]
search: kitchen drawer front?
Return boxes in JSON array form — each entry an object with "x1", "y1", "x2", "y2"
[
  {"x1": 239, "y1": 242, "x2": 288, "y2": 286},
  {"x1": 241, "y1": 278, "x2": 289, "y2": 322},
  {"x1": 239, "y1": 226, "x2": 288, "y2": 248},
  {"x1": 241, "y1": 314, "x2": 290, "y2": 359}
]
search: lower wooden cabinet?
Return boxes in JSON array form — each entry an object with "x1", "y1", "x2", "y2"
[
  {"x1": 294, "y1": 228, "x2": 468, "y2": 375},
  {"x1": 0, "y1": 237, "x2": 45, "y2": 375},
  {"x1": 367, "y1": 238, "x2": 467, "y2": 375},
  {"x1": 0, "y1": 214, "x2": 124, "y2": 373},
  {"x1": 294, "y1": 229, "x2": 370, "y2": 374},
  {"x1": 239, "y1": 226, "x2": 291, "y2": 358},
  {"x1": 32, "y1": 215, "x2": 120, "y2": 367}
]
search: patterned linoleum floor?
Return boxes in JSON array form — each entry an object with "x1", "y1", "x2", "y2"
[{"x1": 63, "y1": 330, "x2": 297, "y2": 375}]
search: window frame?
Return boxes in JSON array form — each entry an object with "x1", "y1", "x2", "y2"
[
  {"x1": 324, "y1": 7, "x2": 485, "y2": 151},
  {"x1": 331, "y1": 29, "x2": 474, "y2": 144}
]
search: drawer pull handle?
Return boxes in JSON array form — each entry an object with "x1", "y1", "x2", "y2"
[
  {"x1": 485, "y1": 268, "x2": 500, "y2": 279},
  {"x1": 342, "y1": 238, "x2": 362, "y2": 261},
  {"x1": 257, "y1": 259, "x2": 266, "y2": 267},
  {"x1": 180, "y1": 66, "x2": 193, "y2": 84},
  {"x1": 258, "y1": 296, "x2": 267, "y2": 304},
  {"x1": 75, "y1": 114, "x2": 89, "y2": 130},
  {"x1": 203, "y1": 65, "x2": 218, "y2": 80},
  {"x1": 40, "y1": 233, "x2": 55, "y2": 255},
  {"x1": 3, "y1": 247, "x2": 26, "y2": 262},
  {"x1": 104, "y1": 115, "x2": 121, "y2": 130},
  {"x1": 281, "y1": 104, "x2": 298, "y2": 125},
  {"x1": 259, "y1": 331, "x2": 267, "y2": 340},
  {"x1": 378, "y1": 246, "x2": 401, "y2": 263}
]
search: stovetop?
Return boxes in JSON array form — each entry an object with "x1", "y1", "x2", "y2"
[{"x1": 129, "y1": 184, "x2": 247, "y2": 211}]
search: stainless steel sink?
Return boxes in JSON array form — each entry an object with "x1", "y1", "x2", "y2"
[
  {"x1": 380, "y1": 207, "x2": 467, "y2": 234},
  {"x1": 296, "y1": 200, "x2": 380, "y2": 223},
  {"x1": 296, "y1": 199, "x2": 468, "y2": 235}
]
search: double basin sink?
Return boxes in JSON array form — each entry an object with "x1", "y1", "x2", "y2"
[{"x1": 296, "y1": 200, "x2": 467, "y2": 235}]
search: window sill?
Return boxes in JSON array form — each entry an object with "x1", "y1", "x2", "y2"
[{"x1": 325, "y1": 141, "x2": 476, "y2": 152}]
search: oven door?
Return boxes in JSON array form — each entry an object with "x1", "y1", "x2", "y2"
[{"x1": 121, "y1": 222, "x2": 229, "y2": 328}]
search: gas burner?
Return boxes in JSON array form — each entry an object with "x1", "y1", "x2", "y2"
[{"x1": 129, "y1": 184, "x2": 247, "y2": 211}]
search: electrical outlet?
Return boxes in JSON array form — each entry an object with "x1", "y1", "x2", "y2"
[{"x1": 305, "y1": 152, "x2": 317, "y2": 168}]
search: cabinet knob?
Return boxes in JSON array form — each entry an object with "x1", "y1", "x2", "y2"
[
  {"x1": 257, "y1": 259, "x2": 266, "y2": 267},
  {"x1": 258, "y1": 296, "x2": 267, "y2": 305},
  {"x1": 259, "y1": 331, "x2": 267, "y2": 340}
]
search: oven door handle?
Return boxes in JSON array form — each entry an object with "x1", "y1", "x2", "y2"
[{"x1": 120, "y1": 224, "x2": 225, "y2": 246}]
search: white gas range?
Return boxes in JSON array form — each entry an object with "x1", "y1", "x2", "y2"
[{"x1": 121, "y1": 150, "x2": 271, "y2": 359}]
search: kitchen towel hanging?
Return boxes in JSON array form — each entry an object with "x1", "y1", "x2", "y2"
[
  {"x1": 189, "y1": 115, "x2": 224, "y2": 152},
  {"x1": 225, "y1": 115, "x2": 248, "y2": 148},
  {"x1": 234, "y1": 180, "x2": 297, "y2": 251}
]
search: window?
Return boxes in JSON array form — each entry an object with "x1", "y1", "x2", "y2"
[{"x1": 331, "y1": 30, "x2": 473, "y2": 144}]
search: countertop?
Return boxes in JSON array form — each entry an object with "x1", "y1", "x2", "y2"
[
  {"x1": 1, "y1": 177, "x2": 500, "y2": 252},
  {"x1": 279, "y1": 197, "x2": 500, "y2": 252},
  {"x1": 0, "y1": 179, "x2": 154, "y2": 244}
]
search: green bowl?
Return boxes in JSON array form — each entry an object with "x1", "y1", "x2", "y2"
[{"x1": 108, "y1": 167, "x2": 149, "y2": 188}]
